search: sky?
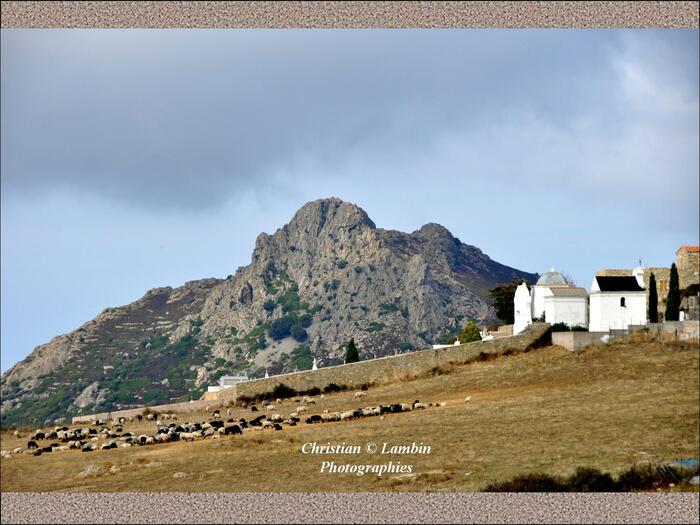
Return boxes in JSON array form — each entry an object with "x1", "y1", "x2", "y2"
[{"x1": 1, "y1": 29, "x2": 698, "y2": 373}]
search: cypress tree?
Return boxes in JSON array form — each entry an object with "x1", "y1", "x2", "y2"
[
  {"x1": 345, "y1": 338, "x2": 360, "y2": 363},
  {"x1": 665, "y1": 263, "x2": 680, "y2": 321},
  {"x1": 648, "y1": 273, "x2": 658, "y2": 323}
]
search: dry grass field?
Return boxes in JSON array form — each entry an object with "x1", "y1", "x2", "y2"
[{"x1": 1, "y1": 334, "x2": 698, "y2": 492}]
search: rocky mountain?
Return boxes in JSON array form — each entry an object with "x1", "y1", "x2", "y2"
[{"x1": 1, "y1": 198, "x2": 536, "y2": 427}]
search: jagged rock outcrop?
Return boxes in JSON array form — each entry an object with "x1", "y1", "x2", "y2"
[{"x1": 1, "y1": 198, "x2": 536, "y2": 427}]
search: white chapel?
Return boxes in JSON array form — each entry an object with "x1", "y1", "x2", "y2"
[{"x1": 513, "y1": 268, "x2": 589, "y2": 334}]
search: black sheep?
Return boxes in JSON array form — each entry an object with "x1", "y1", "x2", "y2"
[
  {"x1": 250, "y1": 406, "x2": 258, "y2": 412},
  {"x1": 27, "y1": 440, "x2": 38, "y2": 449},
  {"x1": 33, "y1": 449, "x2": 42, "y2": 456},
  {"x1": 224, "y1": 425, "x2": 242, "y2": 435},
  {"x1": 273, "y1": 424, "x2": 283, "y2": 431}
]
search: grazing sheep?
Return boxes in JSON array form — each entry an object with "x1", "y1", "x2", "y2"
[
  {"x1": 273, "y1": 423, "x2": 283, "y2": 431},
  {"x1": 340, "y1": 410, "x2": 355, "y2": 421},
  {"x1": 438, "y1": 401, "x2": 447, "y2": 407},
  {"x1": 464, "y1": 396, "x2": 472, "y2": 403},
  {"x1": 224, "y1": 425, "x2": 242, "y2": 435},
  {"x1": 202, "y1": 428, "x2": 215, "y2": 437},
  {"x1": 261, "y1": 420, "x2": 274, "y2": 429},
  {"x1": 145, "y1": 436, "x2": 155, "y2": 445},
  {"x1": 265, "y1": 405, "x2": 276, "y2": 411},
  {"x1": 146, "y1": 414, "x2": 155, "y2": 421},
  {"x1": 121, "y1": 443, "x2": 132, "y2": 448},
  {"x1": 302, "y1": 396, "x2": 316, "y2": 404},
  {"x1": 413, "y1": 402, "x2": 429, "y2": 410},
  {"x1": 136, "y1": 415, "x2": 143, "y2": 421},
  {"x1": 226, "y1": 408, "x2": 233, "y2": 416},
  {"x1": 13, "y1": 447, "x2": 23, "y2": 454},
  {"x1": 0, "y1": 450, "x2": 12, "y2": 459},
  {"x1": 13, "y1": 430, "x2": 20, "y2": 438},
  {"x1": 27, "y1": 440, "x2": 38, "y2": 450},
  {"x1": 296, "y1": 406, "x2": 309, "y2": 415},
  {"x1": 33, "y1": 450, "x2": 43, "y2": 456},
  {"x1": 276, "y1": 398, "x2": 282, "y2": 404},
  {"x1": 212, "y1": 410, "x2": 221, "y2": 419},
  {"x1": 270, "y1": 414, "x2": 283, "y2": 423},
  {"x1": 250, "y1": 405, "x2": 259, "y2": 412},
  {"x1": 354, "y1": 391, "x2": 367, "y2": 398}
]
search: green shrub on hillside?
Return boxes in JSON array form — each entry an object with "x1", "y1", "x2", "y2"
[{"x1": 458, "y1": 321, "x2": 482, "y2": 344}]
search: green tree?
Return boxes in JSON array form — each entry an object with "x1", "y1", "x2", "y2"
[
  {"x1": 458, "y1": 321, "x2": 482, "y2": 344},
  {"x1": 665, "y1": 263, "x2": 680, "y2": 321},
  {"x1": 648, "y1": 272, "x2": 658, "y2": 323},
  {"x1": 345, "y1": 338, "x2": 360, "y2": 363},
  {"x1": 489, "y1": 280, "x2": 526, "y2": 324}
]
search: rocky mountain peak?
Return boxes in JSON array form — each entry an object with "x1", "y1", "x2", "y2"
[
  {"x1": 286, "y1": 197, "x2": 376, "y2": 235},
  {"x1": 1, "y1": 198, "x2": 536, "y2": 427}
]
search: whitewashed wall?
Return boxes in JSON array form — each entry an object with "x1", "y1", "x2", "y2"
[
  {"x1": 589, "y1": 292, "x2": 646, "y2": 331},
  {"x1": 531, "y1": 286, "x2": 551, "y2": 320},
  {"x1": 543, "y1": 296, "x2": 588, "y2": 327}
]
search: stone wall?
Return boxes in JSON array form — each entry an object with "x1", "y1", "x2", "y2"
[
  {"x1": 220, "y1": 323, "x2": 551, "y2": 402},
  {"x1": 552, "y1": 331, "x2": 612, "y2": 352},
  {"x1": 676, "y1": 246, "x2": 700, "y2": 291},
  {"x1": 71, "y1": 398, "x2": 224, "y2": 424},
  {"x1": 71, "y1": 324, "x2": 551, "y2": 423},
  {"x1": 641, "y1": 320, "x2": 700, "y2": 341}
]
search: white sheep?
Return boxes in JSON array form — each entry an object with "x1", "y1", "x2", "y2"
[
  {"x1": 270, "y1": 414, "x2": 283, "y2": 423},
  {"x1": 296, "y1": 406, "x2": 309, "y2": 414},
  {"x1": 261, "y1": 420, "x2": 274, "y2": 429},
  {"x1": 266, "y1": 404, "x2": 276, "y2": 411},
  {"x1": 354, "y1": 391, "x2": 367, "y2": 398},
  {"x1": 13, "y1": 447, "x2": 23, "y2": 454},
  {"x1": 438, "y1": 401, "x2": 448, "y2": 407},
  {"x1": 413, "y1": 402, "x2": 429, "y2": 410},
  {"x1": 340, "y1": 410, "x2": 355, "y2": 421},
  {"x1": 464, "y1": 395, "x2": 472, "y2": 403},
  {"x1": 121, "y1": 443, "x2": 132, "y2": 448},
  {"x1": 400, "y1": 403, "x2": 413, "y2": 412}
]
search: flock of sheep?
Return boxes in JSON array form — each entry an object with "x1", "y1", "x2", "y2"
[{"x1": 1, "y1": 392, "x2": 472, "y2": 460}]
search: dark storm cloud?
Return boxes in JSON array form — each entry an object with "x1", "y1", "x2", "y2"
[{"x1": 1, "y1": 29, "x2": 663, "y2": 211}]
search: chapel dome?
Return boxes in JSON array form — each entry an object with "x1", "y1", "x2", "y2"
[{"x1": 536, "y1": 268, "x2": 569, "y2": 286}]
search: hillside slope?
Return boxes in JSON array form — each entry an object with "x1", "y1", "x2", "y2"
[{"x1": 1, "y1": 198, "x2": 536, "y2": 426}]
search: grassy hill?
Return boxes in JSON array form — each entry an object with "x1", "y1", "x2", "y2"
[{"x1": 1, "y1": 333, "x2": 698, "y2": 492}]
